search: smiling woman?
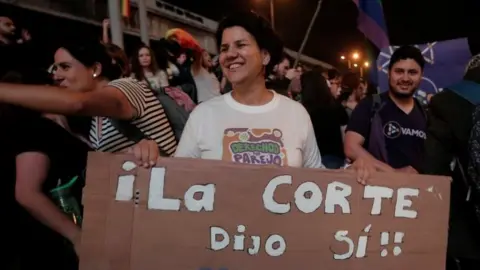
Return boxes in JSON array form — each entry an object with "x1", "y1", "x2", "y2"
[
  {"x1": 0, "y1": 41, "x2": 177, "y2": 157},
  {"x1": 174, "y1": 11, "x2": 324, "y2": 169}
]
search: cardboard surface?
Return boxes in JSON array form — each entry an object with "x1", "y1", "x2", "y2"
[{"x1": 80, "y1": 152, "x2": 451, "y2": 270}]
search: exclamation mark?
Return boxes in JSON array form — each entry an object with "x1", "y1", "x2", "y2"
[
  {"x1": 393, "y1": 232, "x2": 404, "y2": 256},
  {"x1": 134, "y1": 189, "x2": 140, "y2": 206},
  {"x1": 380, "y1": 232, "x2": 389, "y2": 257}
]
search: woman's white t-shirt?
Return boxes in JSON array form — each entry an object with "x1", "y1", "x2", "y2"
[{"x1": 175, "y1": 91, "x2": 324, "y2": 168}]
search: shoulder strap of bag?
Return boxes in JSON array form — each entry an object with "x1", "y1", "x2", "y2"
[
  {"x1": 414, "y1": 97, "x2": 428, "y2": 120},
  {"x1": 371, "y1": 94, "x2": 382, "y2": 112},
  {"x1": 110, "y1": 119, "x2": 170, "y2": 157},
  {"x1": 449, "y1": 80, "x2": 480, "y2": 105},
  {"x1": 455, "y1": 157, "x2": 472, "y2": 202},
  {"x1": 367, "y1": 94, "x2": 389, "y2": 163}
]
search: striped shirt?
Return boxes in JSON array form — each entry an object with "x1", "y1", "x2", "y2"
[{"x1": 89, "y1": 78, "x2": 177, "y2": 155}]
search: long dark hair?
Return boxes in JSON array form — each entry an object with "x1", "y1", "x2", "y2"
[
  {"x1": 301, "y1": 69, "x2": 336, "y2": 112},
  {"x1": 131, "y1": 45, "x2": 159, "y2": 82},
  {"x1": 60, "y1": 41, "x2": 126, "y2": 81}
]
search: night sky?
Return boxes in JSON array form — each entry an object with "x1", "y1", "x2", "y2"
[{"x1": 164, "y1": 0, "x2": 480, "y2": 67}]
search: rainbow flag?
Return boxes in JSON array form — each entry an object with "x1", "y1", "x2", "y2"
[
  {"x1": 121, "y1": 0, "x2": 130, "y2": 18},
  {"x1": 353, "y1": 0, "x2": 389, "y2": 49},
  {"x1": 165, "y1": 28, "x2": 203, "y2": 53}
]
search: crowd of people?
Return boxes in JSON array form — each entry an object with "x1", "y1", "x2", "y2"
[{"x1": 1, "y1": 8, "x2": 480, "y2": 270}]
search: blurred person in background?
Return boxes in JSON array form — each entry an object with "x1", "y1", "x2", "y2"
[
  {"x1": 166, "y1": 28, "x2": 221, "y2": 103},
  {"x1": 423, "y1": 54, "x2": 480, "y2": 270},
  {"x1": 201, "y1": 50, "x2": 214, "y2": 72},
  {"x1": 157, "y1": 37, "x2": 198, "y2": 102},
  {"x1": 266, "y1": 54, "x2": 298, "y2": 97},
  {"x1": 327, "y1": 69, "x2": 342, "y2": 99},
  {"x1": 341, "y1": 72, "x2": 363, "y2": 116},
  {"x1": 192, "y1": 48, "x2": 221, "y2": 103},
  {"x1": 301, "y1": 69, "x2": 349, "y2": 169},
  {"x1": 130, "y1": 44, "x2": 169, "y2": 91},
  {"x1": 0, "y1": 15, "x2": 39, "y2": 80}
]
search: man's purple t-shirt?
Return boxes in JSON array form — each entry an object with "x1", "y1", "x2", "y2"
[{"x1": 346, "y1": 92, "x2": 426, "y2": 170}]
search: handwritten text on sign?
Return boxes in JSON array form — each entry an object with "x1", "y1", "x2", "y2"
[
  {"x1": 117, "y1": 161, "x2": 434, "y2": 259},
  {"x1": 80, "y1": 154, "x2": 450, "y2": 270}
]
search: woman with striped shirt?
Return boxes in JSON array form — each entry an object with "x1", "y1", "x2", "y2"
[{"x1": 0, "y1": 41, "x2": 175, "y2": 165}]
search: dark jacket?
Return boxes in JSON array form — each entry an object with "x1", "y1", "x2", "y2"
[{"x1": 423, "y1": 89, "x2": 480, "y2": 259}]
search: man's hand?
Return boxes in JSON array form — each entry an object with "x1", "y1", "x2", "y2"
[
  {"x1": 127, "y1": 139, "x2": 159, "y2": 168},
  {"x1": 285, "y1": 68, "x2": 300, "y2": 80},
  {"x1": 349, "y1": 156, "x2": 377, "y2": 185},
  {"x1": 396, "y1": 166, "x2": 418, "y2": 174},
  {"x1": 22, "y1": 29, "x2": 31, "y2": 41}
]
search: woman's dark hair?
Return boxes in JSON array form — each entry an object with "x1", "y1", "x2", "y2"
[
  {"x1": 131, "y1": 44, "x2": 160, "y2": 82},
  {"x1": 60, "y1": 41, "x2": 126, "y2": 81},
  {"x1": 216, "y1": 11, "x2": 283, "y2": 75},
  {"x1": 327, "y1": 69, "x2": 341, "y2": 80},
  {"x1": 103, "y1": 43, "x2": 130, "y2": 77},
  {"x1": 342, "y1": 72, "x2": 361, "y2": 90},
  {"x1": 151, "y1": 42, "x2": 170, "y2": 71},
  {"x1": 301, "y1": 69, "x2": 336, "y2": 112},
  {"x1": 158, "y1": 38, "x2": 183, "y2": 59},
  {"x1": 338, "y1": 87, "x2": 354, "y2": 103},
  {"x1": 365, "y1": 81, "x2": 378, "y2": 97}
]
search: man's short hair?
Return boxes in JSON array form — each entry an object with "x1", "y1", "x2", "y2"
[{"x1": 388, "y1": 45, "x2": 425, "y2": 70}]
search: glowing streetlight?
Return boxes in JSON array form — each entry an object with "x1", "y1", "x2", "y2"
[
  {"x1": 364, "y1": 61, "x2": 369, "y2": 67},
  {"x1": 352, "y1": 52, "x2": 360, "y2": 60},
  {"x1": 340, "y1": 55, "x2": 346, "y2": 60},
  {"x1": 353, "y1": 63, "x2": 358, "y2": 67}
]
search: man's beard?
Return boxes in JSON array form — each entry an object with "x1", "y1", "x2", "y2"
[{"x1": 389, "y1": 84, "x2": 417, "y2": 99}]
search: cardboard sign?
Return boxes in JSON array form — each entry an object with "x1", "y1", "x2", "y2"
[{"x1": 80, "y1": 152, "x2": 451, "y2": 270}]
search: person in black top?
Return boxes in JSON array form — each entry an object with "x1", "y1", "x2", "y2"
[
  {"x1": 10, "y1": 111, "x2": 91, "y2": 270},
  {"x1": 301, "y1": 69, "x2": 349, "y2": 169},
  {"x1": 423, "y1": 55, "x2": 480, "y2": 270},
  {"x1": 344, "y1": 46, "x2": 427, "y2": 173}
]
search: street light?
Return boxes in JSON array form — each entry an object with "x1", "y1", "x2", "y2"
[
  {"x1": 352, "y1": 52, "x2": 360, "y2": 60},
  {"x1": 353, "y1": 63, "x2": 358, "y2": 67},
  {"x1": 340, "y1": 55, "x2": 346, "y2": 60},
  {"x1": 364, "y1": 61, "x2": 369, "y2": 67}
]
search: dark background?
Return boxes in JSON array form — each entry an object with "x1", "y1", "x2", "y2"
[
  {"x1": 1, "y1": 0, "x2": 479, "y2": 69},
  {"x1": 165, "y1": 0, "x2": 480, "y2": 66}
]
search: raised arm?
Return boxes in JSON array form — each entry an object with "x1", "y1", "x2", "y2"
[{"x1": 0, "y1": 83, "x2": 135, "y2": 120}]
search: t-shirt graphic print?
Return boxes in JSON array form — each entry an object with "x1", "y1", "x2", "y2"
[{"x1": 222, "y1": 128, "x2": 288, "y2": 166}]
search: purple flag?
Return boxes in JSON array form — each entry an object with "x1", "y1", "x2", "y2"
[{"x1": 353, "y1": 0, "x2": 390, "y2": 49}]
